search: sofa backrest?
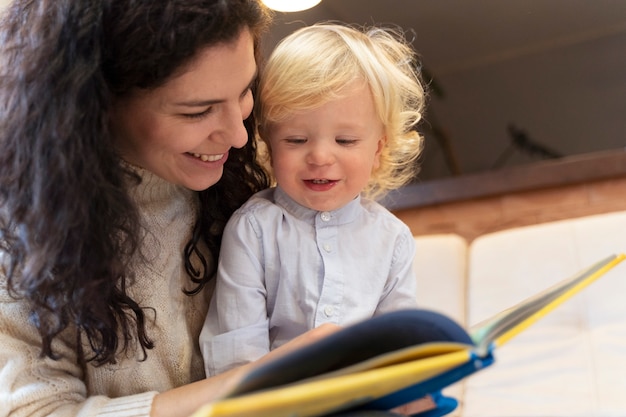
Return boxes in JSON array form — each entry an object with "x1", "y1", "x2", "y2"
[
  {"x1": 464, "y1": 210, "x2": 626, "y2": 417},
  {"x1": 413, "y1": 233, "x2": 468, "y2": 326}
]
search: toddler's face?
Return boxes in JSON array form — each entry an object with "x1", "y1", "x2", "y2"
[{"x1": 266, "y1": 81, "x2": 385, "y2": 212}]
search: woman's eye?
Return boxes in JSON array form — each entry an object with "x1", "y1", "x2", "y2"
[
  {"x1": 182, "y1": 108, "x2": 212, "y2": 119},
  {"x1": 241, "y1": 87, "x2": 253, "y2": 99}
]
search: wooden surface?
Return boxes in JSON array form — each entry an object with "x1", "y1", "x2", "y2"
[{"x1": 388, "y1": 149, "x2": 626, "y2": 242}]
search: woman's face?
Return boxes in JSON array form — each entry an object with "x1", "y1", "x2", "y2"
[{"x1": 110, "y1": 28, "x2": 256, "y2": 191}]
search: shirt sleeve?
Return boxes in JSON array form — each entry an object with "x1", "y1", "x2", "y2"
[
  {"x1": 0, "y1": 282, "x2": 158, "y2": 417},
  {"x1": 375, "y1": 226, "x2": 419, "y2": 314},
  {"x1": 199, "y1": 210, "x2": 271, "y2": 377}
]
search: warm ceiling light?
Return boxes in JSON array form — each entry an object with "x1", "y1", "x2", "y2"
[{"x1": 262, "y1": 0, "x2": 322, "y2": 12}]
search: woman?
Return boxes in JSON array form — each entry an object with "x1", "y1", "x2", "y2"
[{"x1": 0, "y1": 1, "x2": 335, "y2": 416}]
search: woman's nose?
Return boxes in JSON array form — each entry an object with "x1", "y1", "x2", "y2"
[
  {"x1": 228, "y1": 116, "x2": 249, "y2": 149},
  {"x1": 214, "y1": 102, "x2": 251, "y2": 149}
]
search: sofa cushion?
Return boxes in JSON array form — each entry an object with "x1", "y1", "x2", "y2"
[{"x1": 414, "y1": 233, "x2": 468, "y2": 326}]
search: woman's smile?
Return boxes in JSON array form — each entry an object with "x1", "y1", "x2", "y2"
[{"x1": 186, "y1": 152, "x2": 228, "y2": 163}]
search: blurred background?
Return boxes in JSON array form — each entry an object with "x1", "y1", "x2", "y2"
[
  {"x1": 264, "y1": 0, "x2": 626, "y2": 181},
  {"x1": 1, "y1": 0, "x2": 623, "y2": 182}
]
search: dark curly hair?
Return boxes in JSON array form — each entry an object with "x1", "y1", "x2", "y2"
[{"x1": 0, "y1": 0, "x2": 272, "y2": 365}]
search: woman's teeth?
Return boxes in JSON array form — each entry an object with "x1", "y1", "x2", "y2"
[
  {"x1": 311, "y1": 179, "x2": 330, "y2": 184},
  {"x1": 190, "y1": 153, "x2": 223, "y2": 162}
]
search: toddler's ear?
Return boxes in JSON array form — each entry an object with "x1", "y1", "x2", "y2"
[
  {"x1": 373, "y1": 135, "x2": 387, "y2": 169},
  {"x1": 379, "y1": 134, "x2": 388, "y2": 150}
]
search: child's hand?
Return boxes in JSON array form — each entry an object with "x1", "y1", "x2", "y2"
[
  {"x1": 251, "y1": 323, "x2": 342, "y2": 367},
  {"x1": 391, "y1": 395, "x2": 436, "y2": 415},
  {"x1": 275, "y1": 323, "x2": 341, "y2": 355}
]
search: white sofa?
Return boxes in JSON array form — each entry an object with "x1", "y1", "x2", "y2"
[{"x1": 412, "y1": 210, "x2": 626, "y2": 417}]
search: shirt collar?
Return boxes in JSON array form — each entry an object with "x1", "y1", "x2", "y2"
[{"x1": 274, "y1": 186, "x2": 362, "y2": 226}]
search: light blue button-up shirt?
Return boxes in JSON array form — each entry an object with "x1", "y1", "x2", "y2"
[{"x1": 200, "y1": 186, "x2": 418, "y2": 376}]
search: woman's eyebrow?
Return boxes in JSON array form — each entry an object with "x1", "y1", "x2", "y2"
[
  {"x1": 173, "y1": 69, "x2": 258, "y2": 108},
  {"x1": 174, "y1": 98, "x2": 223, "y2": 107}
]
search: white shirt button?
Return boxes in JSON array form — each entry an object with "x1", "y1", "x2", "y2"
[
  {"x1": 324, "y1": 305, "x2": 333, "y2": 316},
  {"x1": 320, "y1": 212, "x2": 331, "y2": 222},
  {"x1": 323, "y1": 243, "x2": 332, "y2": 252}
]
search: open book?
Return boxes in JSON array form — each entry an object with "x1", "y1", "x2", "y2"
[{"x1": 191, "y1": 253, "x2": 625, "y2": 417}]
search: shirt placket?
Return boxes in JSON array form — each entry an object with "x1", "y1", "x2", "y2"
[{"x1": 313, "y1": 210, "x2": 343, "y2": 326}]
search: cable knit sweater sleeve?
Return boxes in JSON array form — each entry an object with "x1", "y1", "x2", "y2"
[
  {"x1": 0, "y1": 169, "x2": 210, "y2": 417},
  {"x1": 0, "y1": 285, "x2": 157, "y2": 417}
]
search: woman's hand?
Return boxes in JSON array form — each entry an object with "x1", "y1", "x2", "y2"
[{"x1": 151, "y1": 323, "x2": 341, "y2": 417}]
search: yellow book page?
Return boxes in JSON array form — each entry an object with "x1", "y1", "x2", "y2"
[
  {"x1": 191, "y1": 349, "x2": 472, "y2": 417},
  {"x1": 297, "y1": 341, "x2": 473, "y2": 384}
]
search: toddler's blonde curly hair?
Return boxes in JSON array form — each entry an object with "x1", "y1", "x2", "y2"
[{"x1": 256, "y1": 22, "x2": 426, "y2": 200}]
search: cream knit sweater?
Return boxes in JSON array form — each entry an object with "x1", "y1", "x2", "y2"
[{"x1": 0, "y1": 169, "x2": 212, "y2": 417}]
